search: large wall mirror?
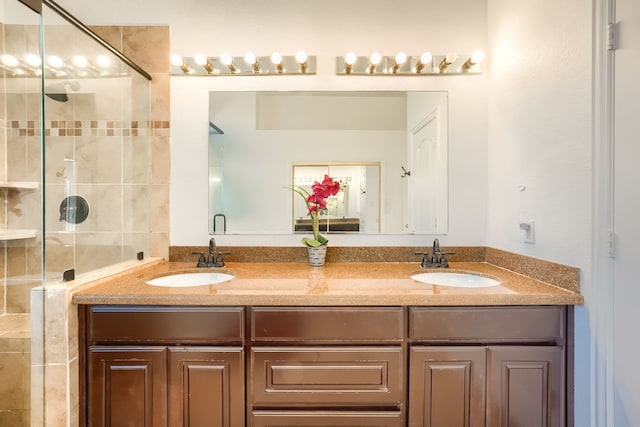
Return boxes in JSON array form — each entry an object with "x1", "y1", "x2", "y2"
[{"x1": 208, "y1": 91, "x2": 448, "y2": 236}]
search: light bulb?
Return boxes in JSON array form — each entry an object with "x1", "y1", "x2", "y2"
[
  {"x1": 96, "y1": 55, "x2": 111, "y2": 68},
  {"x1": 170, "y1": 54, "x2": 184, "y2": 66},
  {"x1": 72, "y1": 55, "x2": 88, "y2": 68},
  {"x1": 1, "y1": 54, "x2": 19, "y2": 67},
  {"x1": 395, "y1": 52, "x2": 407, "y2": 65},
  {"x1": 25, "y1": 53, "x2": 41, "y2": 67},
  {"x1": 295, "y1": 50, "x2": 307, "y2": 64},
  {"x1": 370, "y1": 52, "x2": 382, "y2": 65},
  {"x1": 194, "y1": 53, "x2": 208, "y2": 65},
  {"x1": 220, "y1": 53, "x2": 233, "y2": 66},
  {"x1": 415, "y1": 52, "x2": 433, "y2": 73},
  {"x1": 392, "y1": 52, "x2": 407, "y2": 73},
  {"x1": 271, "y1": 52, "x2": 282, "y2": 65},
  {"x1": 244, "y1": 52, "x2": 257, "y2": 65},
  {"x1": 47, "y1": 55, "x2": 64, "y2": 68},
  {"x1": 345, "y1": 52, "x2": 357, "y2": 65},
  {"x1": 471, "y1": 50, "x2": 484, "y2": 64}
]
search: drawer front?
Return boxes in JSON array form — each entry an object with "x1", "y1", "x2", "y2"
[
  {"x1": 87, "y1": 305, "x2": 244, "y2": 344},
  {"x1": 409, "y1": 306, "x2": 565, "y2": 343},
  {"x1": 251, "y1": 347, "x2": 404, "y2": 406},
  {"x1": 252, "y1": 411, "x2": 404, "y2": 426},
  {"x1": 251, "y1": 307, "x2": 404, "y2": 343}
]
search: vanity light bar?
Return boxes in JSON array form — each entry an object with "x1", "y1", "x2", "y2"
[
  {"x1": 336, "y1": 51, "x2": 484, "y2": 75},
  {"x1": 170, "y1": 53, "x2": 316, "y2": 76}
]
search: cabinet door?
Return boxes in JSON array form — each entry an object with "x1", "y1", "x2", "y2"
[
  {"x1": 487, "y1": 346, "x2": 564, "y2": 427},
  {"x1": 409, "y1": 347, "x2": 486, "y2": 427},
  {"x1": 167, "y1": 347, "x2": 244, "y2": 427},
  {"x1": 88, "y1": 346, "x2": 167, "y2": 427}
]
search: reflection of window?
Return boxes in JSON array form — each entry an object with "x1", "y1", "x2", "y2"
[{"x1": 292, "y1": 162, "x2": 380, "y2": 234}]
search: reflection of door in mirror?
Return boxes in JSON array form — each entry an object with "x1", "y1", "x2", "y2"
[
  {"x1": 293, "y1": 163, "x2": 381, "y2": 234},
  {"x1": 405, "y1": 93, "x2": 448, "y2": 234}
]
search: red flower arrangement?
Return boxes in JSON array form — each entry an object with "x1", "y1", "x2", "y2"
[{"x1": 290, "y1": 174, "x2": 341, "y2": 247}]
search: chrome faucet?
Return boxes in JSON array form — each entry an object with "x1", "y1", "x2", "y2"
[{"x1": 415, "y1": 238, "x2": 453, "y2": 268}]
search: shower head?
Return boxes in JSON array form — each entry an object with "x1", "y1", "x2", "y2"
[{"x1": 44, "y1": 80, "x2": 80, "y2": 103}]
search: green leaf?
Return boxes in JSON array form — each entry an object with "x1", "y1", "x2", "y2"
[
  {"x1": 301, "y1": 236, "x2": 329, "y2": 247},
  {"x1": 301, "y1": 237, "x2": 321, "y2": 247}
]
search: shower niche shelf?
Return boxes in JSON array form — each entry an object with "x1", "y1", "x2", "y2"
[
  {"x1": 0, "y1": 181, "x2": 39, "y2": 190},
  {"x1": 0, "y1": 181, "x2": 39, "y2": 241}
]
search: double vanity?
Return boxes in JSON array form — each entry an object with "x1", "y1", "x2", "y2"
[{"x1": 73, "y1": 254, "x2": 582, "y2": 426}]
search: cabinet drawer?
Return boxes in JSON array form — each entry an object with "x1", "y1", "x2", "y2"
[
  {"x1": 409, "y1": 306, "x2": 565, "y2": 343},
  {"x1": 252, "y1": 410, "x2": 404, "y2": 426},
  {"x1": 251, "y1": 347, "x2": 404, "y2": 407},
  {"x1": 251, "y1": 307, "x2": 404, "y2": 343},
  {"x1": 87, "y1": 305, "x2": 244, "y2": 344}
]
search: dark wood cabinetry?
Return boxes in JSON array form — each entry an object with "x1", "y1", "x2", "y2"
[
  {"x1": 408, "y1": 306, "x2": 568, "y2": 427},
  {"x1": 80, "y1": 305, "x2": 571, "y2": 427},
  {"x1": 81, "y1": 306, "x2": 245, "y2": 427}
]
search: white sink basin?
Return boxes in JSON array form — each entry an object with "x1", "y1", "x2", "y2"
[
  {"x1": 410, "y1": 272, "x2": 501, "y2": 288},
  {"x1": 146, "y1": 272, "x2": 234, "y2": 287}
]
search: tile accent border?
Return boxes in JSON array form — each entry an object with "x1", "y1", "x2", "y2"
[{"x1": 4, "y1": 119, "x2": 170, "y2": 137}]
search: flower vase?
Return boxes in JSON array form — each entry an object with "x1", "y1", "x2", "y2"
[{"x1": 307, "y1": 244, "x2": 328, "y2": 267}]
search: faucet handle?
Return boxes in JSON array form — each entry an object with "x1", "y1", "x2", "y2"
[
  {"x1": 439, "y1": 251, "x2": 455, "y2": 267},
  {"x1": 191, "y1": 251, "x2": 207, "y2": 268}
]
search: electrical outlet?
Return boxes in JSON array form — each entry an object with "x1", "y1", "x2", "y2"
[{"x1": 519, "y1": 220, "x2": 535, "y2": 244}]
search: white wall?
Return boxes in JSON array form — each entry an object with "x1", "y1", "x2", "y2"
[
  {"x1": 486, "y1": 0, "x2": 592, "y2": 425},
  {"x1": 57, "y1": 0, "x2": 489, "y2": 247}
]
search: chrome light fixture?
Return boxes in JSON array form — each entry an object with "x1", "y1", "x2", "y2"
[
  {"x1": 170, "y1": 52, "x2": 317, "y2": 76},
  {"x1": 336, "y1": 51, "x2": 483, "y2": 75}
]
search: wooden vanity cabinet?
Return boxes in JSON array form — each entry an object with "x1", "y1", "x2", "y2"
[
  {"x1": 408, "y1": 306, "x2": 568, "y2": 427},
  {"x1": 249, "y1": 307, "x2": 406, "y2": 426},
  {"x1": 80, "y1": 304, "x2": 572, "y2": 427},
  {"x1": 82, "y1": 306, "x2": 245, "y2": 427}
]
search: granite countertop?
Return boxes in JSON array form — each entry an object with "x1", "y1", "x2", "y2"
[{"x1": 71, "y1": 259, "x2": 584, "y2": 306}]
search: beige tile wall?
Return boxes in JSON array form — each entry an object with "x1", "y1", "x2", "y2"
[{"x1": 92, "y1": 25, "x2": 171, "y2": 261}]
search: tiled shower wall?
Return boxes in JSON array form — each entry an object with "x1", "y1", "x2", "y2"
[
  {"x1": 90, "y1": 25, "x2": 171, "y2": 261},
  {"x1": 31, "y1": 25, "x2": 170, "y2": 426},
  {"x1": 1, "y1": 17, "x2": 169, "y2": 426},
  {"x1": 1, "y1": 19, "x2": 41, "y2": 426}
]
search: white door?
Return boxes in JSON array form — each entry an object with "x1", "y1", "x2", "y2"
[
  {"x1": 406, "y1": 109, "x2": 447, "y2": 234},
  {"x1": 612, "y1": 0, "x2": 640, "y2": 424}
]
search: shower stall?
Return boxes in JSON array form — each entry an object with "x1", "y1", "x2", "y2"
[{"x1": 1, "y1": 0, "x2": 155, "y2": 424}]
